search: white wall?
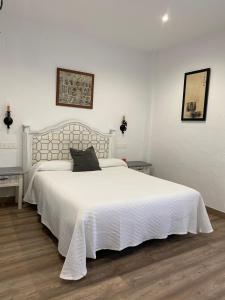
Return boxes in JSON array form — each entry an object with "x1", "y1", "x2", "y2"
[
  {"x1": 0, "y1": 8, "x2": 152, "y2": 170},
  {"x1": 150, "y1": 32, "x2": 225, "y2": 212}
]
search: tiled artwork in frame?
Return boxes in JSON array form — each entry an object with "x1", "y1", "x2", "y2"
[{"x1": 56, "y1": 68, "x2": 94, "y2": 109}]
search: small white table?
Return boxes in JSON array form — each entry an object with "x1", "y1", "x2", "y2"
[{"x1": 0, "y1": 167, "x2": 23, "y2": 209}]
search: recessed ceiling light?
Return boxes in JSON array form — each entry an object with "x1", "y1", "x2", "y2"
[{"x1": 162, "y1": 14, "x2": 169, "y2": 23}]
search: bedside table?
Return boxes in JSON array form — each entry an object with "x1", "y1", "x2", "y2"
[
  {"x1": 127, "y1": 161, "x2": 152, "y2": 175},
  {"x1": 0, "y1": 167, "x2": 23, "y2": 209}
]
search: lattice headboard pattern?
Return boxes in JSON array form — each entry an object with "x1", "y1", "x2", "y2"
[{"x1": 23, "y1": 120, "x2": 114, "y2": 169}]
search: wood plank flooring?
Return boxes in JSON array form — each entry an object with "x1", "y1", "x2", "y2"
[{"x1": 1, "y1": 204, "x2": 225, "y2": 300}]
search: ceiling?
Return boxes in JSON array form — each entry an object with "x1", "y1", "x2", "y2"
[{"x1": 3, "y1": 0, "x2": 225, "y2": 51}]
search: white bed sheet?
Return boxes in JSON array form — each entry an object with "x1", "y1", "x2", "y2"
[{"x1": 24, "y1": 165, "x2": 213, "y2": 280}]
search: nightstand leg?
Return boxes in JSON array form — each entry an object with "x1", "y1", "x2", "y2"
[{"x1": 17, "y1": 175, "x2": 23, "y2": 209}]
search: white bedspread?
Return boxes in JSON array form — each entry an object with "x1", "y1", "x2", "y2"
[{"x1": 24, "y1": 164, "x2": 213, "y2": 280}]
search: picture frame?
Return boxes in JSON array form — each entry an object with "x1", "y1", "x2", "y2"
[
  {"x1": 56, "y1": 68, "x2": 94, "y2": 109},
  {"x1": 181, "y1": 68, "x2": 210, "y2": 121}
]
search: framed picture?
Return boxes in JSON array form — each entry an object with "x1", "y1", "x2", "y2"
[
  {"x1": 181, "y1": 68, "x2": 210, "y2": 121},
  {"x1": 56, "y1": 68, "x2": 94, "y2": 109}
]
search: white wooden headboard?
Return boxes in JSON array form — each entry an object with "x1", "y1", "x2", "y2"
[{"x1": 23, "y1": 120, "x2": 115, "y2": 171}]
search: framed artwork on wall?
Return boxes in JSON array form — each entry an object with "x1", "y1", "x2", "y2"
[
  {"x1": 56, "y1": 68, "x2": 94, "y2": 109},
  {"x1": 181, "y1": 68, "x2": 210, "y2": 121}
]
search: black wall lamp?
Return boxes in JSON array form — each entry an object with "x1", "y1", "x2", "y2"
[
  {"x1": 4, "y1": 105, "x2": 13, "y2": 129},
  {"x1": 120, "y1": 115, "x2": 127, "y2": 134},
  {"x1": 0, "y1": 0, "x2": 3, "y2": 10}
]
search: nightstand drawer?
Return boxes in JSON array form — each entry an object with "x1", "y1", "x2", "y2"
[
  {"x1": 132, "y1": 166, "x2": 151, "y2": 174},
  {"x1": 0, "y1": 175, "x2": 20, "y2": 187},
  {"x1": 127, "y1": 161, "x2": 152, "y2": 175}
]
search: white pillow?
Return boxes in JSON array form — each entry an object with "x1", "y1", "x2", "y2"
[
  {"x1": 99, "y1": 158, "x2": 127, "y2": 168},
  {"x1": 35, "y1": 158, "x2": 127, "y2": 171},
  {"x1": 37, "y1": 160, "x2": 73, "y2": 171}
]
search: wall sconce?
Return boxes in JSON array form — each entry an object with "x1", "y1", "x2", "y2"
[
  {"x1": 120, "y1": 115, "x2": 127, "y2": 134},
  {"x1": 4, "y1": 105, "x2": 13, "y2": 129},
  {"x1": 0, "y1": 0, "x2": 3, "y2": 10}
]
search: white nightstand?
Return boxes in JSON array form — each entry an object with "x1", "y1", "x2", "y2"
[
  {"x1": 0, "y1": 167, "x2": 24, "y2": 209},
  {"x1": 127, "y1": 161, "x2": 152, "y2": 175}
]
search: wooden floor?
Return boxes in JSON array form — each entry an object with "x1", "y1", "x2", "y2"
[{"x1": 1, "y1": 204, "x2": 225, "y2": 300}]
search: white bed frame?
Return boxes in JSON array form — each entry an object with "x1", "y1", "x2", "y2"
[{"x1": 23, "y1": 120, "x2": 115, "y2": 172}]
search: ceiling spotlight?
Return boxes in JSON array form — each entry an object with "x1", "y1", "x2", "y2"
[{"x1": 162, "y1": 14, "x2": 169, "y2": 23}]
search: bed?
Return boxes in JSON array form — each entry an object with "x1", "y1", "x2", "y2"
[{"x1": 23, "y1": 120, "x2": 213, "y2": 280}]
